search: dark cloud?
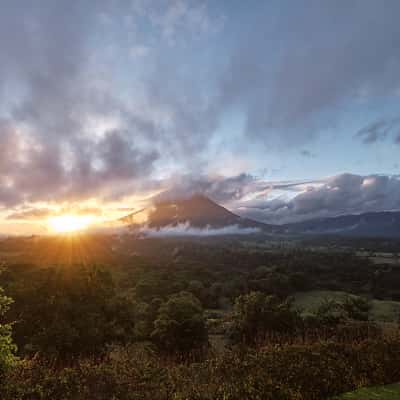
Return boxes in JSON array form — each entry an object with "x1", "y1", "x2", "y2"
[
  {"x1": 0, "y1": 0, "x2": 220, "y2": 207},
  {"x1": 159, "y1": 173, "x2": 400, "y2": 224},
  {"x1": 1, "y1": 0, "x2": 400, "y2": 219},
  {"x1": 156, "y1": 174, "x2": 261, "y2": 204},
  {"x1": 356, "y1": 118, "x2": 400, "y2": 144},
  {"x1": 219, "y1": 0, "x2": 400, "y2": 146},
  {"x1": 300, "y1": 150, "x2": 316, "y2": 158},
  {"x1": 235, "y1": 174, "x2": 400, "y2": 224},
  {"x1": 0, "y1": 120, "x2": 158, "y2": 205},
  {"x1": 158, "y1": 174, "x2": 323, "y2": 208}
]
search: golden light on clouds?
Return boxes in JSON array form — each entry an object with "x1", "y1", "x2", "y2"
[
  {"x1": 47, "y1": 215, "x2": 95, "y2": 234},
  {"x1": 0, "y1": 188, "x2": 163, "y2": 235}
]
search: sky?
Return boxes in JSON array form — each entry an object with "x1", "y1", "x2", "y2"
[{"x1": 1, "y1": 0, "x2": 400, "y2": 234}]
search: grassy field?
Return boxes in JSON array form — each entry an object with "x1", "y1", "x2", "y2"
[
  {"x1": 332, "y1": 383, "x2": 400, "y2": 399},
  {"x1": 293, "y1": 290, "x2": 400, "y2": 322}
]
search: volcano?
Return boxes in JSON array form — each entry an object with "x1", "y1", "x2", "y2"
[{"x1": 120, "y1": 194, "x2": 269, "y2": 231}]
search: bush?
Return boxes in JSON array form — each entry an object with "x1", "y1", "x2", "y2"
[
  {"x1": 2, "y1": 338, "x2": 400, "y2": 400},
  {"x1": 151, "y1": 291, "x2": 208, "y2": 353},
  {"x1": 231, "y1": 291, "x2": 301, "y2": 344},
  {"x1": 0, "y1": 350, "x2": 171, "y2": 400}
]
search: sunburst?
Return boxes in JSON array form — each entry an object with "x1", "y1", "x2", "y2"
[{"x1": 47, "y1": 215, "x2": 94, "y2": 234}]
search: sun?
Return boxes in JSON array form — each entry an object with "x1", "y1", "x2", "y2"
[{"x1": 47, "y1": 215, "x2": 94, "y2": 234}]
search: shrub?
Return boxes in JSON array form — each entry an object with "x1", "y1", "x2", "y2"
[
  {"x1": 151, "y1": 291, "x2": 208, "y2": 354},
  {"x1": 231, "y1": 291, "x2": 301, "y2": 344},
  {"x1": 2, "y1": 338, "x2": 400, "y2": 400}
]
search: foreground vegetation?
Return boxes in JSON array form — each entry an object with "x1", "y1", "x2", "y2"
[
  {"x1": 1, "y1": 237, "x2": 400, "y2": 399},
  {"x1": 2, "y1": 338, "x2": 400, "y2": 400},
  {"x1": 332, "y1": 383, "x2": 400, "y2": 399}
]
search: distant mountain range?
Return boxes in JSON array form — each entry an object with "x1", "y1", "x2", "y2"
[
  {"x1": 120, "y1": 194, "x2": 400, "y2": 238},
  {"x1": 283, "y1": 211, "x2": 400, "y2": 237}
]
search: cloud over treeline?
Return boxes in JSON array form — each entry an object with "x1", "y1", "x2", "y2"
[{"x1": 138, "y1": 222, "x2": 260, "y2": 237}]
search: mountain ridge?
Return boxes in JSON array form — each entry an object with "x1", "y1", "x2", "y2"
[
  {"x1": 120, "y1": 194, "x2": 400, "y2": 237},
  {"x1": 283, "y1": 210, "x2": 400, "y2": 237}
]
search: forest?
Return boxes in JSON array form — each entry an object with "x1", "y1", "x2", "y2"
[{"x1": 0, "y1": 236, "x2": 400, "y2": 399}]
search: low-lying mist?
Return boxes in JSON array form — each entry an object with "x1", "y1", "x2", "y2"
[{"x1": 138, "y1": 222, "x2": 261, "y2": 237}]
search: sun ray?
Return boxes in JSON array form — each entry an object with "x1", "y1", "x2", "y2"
[{"x1": 47, "y1": 215, "x2": 94, "y2": 234}]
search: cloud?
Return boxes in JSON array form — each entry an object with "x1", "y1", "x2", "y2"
[
  {"x1": 137, "y1": 222, "x2": 260, "y2": 237},
  {"x1": 6, "y1": 171, "x2": 400, "y2": 227},
  {"x1": 132, "y1": 0, "x2": 220, "y2": 44},
  {"x1": 219, "y1": 0, "x2": 400, "y2": 146},
  {"x1": 0, "y1": 120, "x2": 158, "y2": 205},
  {"x1": 6, "y1": 206, "x2": 104, "y2": 221},
  {"x1": 235, "y1": 174, "x2": 400, "y2": 224},
  {"x1": 300, "y1": 150, "x2": 316, "y2": 158},
  {"x1": 0, "y1": 0, "x2": 221, "y2": 208},
  {"x1": 155, "y1": 174, "x2": 253, "y2": 202},
  {"x1": 6, "y1": 209, "x2": 53, "y2": 221},
  {"x1": 356, "y1": 117, "x2": 400, "y2": 144},
  {"x1": 158, "y1": 173, "x2": 400, "y2": 224},
  {"x1": 157, "y1": 174, "x2": 319, "y2": 205},
  {"x1": 2, "y1": 0, "x2": 400, "y2": 224},
  {"x1": 129, "y1": 45, "x2": 151, "y2": 58}
]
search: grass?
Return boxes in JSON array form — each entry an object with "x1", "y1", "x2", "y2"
[
  {"x1": 293, "y1": 290, "x2": 350, "y2": 311},
  {"x1": 332, "y1": 383, "x2": 400, "y2": 399},
  {"x1": 293, "y1": 290, "x2": 400, "y2": 322},
  {"x1": 370, "y1": 299, "x2": 400, "y2": 322}
]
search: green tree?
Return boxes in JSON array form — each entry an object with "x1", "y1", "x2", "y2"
[
  {"x1": 314, "y1": 298, "x2": 347, "y2": 326},
  {"x1": 151, "y1": 291, "x2": 207, "y2": 353},
  {"x1": 7, "y1": 265, "x2": 136, "y2": 358},
  {"x1": 312, "y1": 296, "x2": 371, "y2": 327},
  {"x1": 342, "y1": 295, "x2": 371, "y2": 321},
  {"x1": 231, "y1": 291, "x2": 301, "y2": 344}
]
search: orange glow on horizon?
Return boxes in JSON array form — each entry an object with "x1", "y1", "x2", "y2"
[{"x1": 47, "y1": 215, "x2": 95, "y2": 234}]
